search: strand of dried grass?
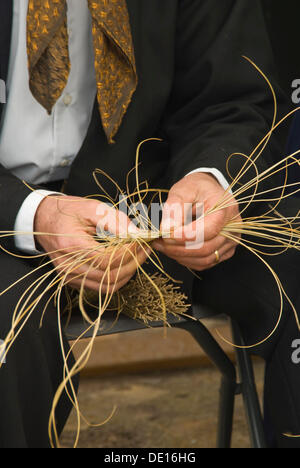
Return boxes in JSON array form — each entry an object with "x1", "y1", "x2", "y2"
[{"x1": 82, "y1": 273, "x2": 191, "y2": 325}]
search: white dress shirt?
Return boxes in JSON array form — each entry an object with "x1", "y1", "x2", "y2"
[
  {"x1": 0, "y1": 0, "x2": 96, "y2": 253},
  {"x1": 0, "y1": 0, "x2": 230, "y2": 255}
]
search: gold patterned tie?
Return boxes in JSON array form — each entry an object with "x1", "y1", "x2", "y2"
[{"x1": 27, "y1": 0, "x2": 137, "y2": 144}]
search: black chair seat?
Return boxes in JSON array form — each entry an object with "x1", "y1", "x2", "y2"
[{"x1": 65, "y1": 301, "x2": 217, "y2": 340}]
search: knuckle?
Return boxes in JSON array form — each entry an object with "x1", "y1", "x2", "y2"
[
  {"x1": 169, "y1": 181, "x2": 183, "y2": 196},
  {"x1": 106, "y1": 268, "x2": 124, "y2": 284},
  {"x1": 166, "y1": 194, "x2": 183, "y2": 205},
  {"x1": 56, "y1": 237, "x2": 69, "y2": 251},
  {"x1": 205, "y1": 221, "x2": 221, "y2": 240},
  {"x1": 97, "y1": 257, "x2": 109, "y2": 270},
  {"x1": 100, "y1": 283, "x2": 108, "y2": 294},
  {"x1": 109, "y1": 269, "x2": 119, "y2": 284},
  {"x1": 197, "y1": 244, "x2": 210, "y2": 257},
  {"x1": 203, "y1": 255, "x2": 213, "y2": 267}
]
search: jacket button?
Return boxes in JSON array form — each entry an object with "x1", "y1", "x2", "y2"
[
  {"x1": 63, "y1": 94, "x2": 73, "y2": 106},
  {"x1": 60, "y1": 158, "x2": 71, "y2": 168}
]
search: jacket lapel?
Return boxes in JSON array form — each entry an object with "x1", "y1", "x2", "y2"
[{"x1": 0, "y1": 0, "x2": 13, "y2": 83}]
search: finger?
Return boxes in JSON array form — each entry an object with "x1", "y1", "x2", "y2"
[
  {"x1": 153, "y1": 235, "x2": 228, "y2": 258},
  {"x1": 174, "y1": 249, "x2": 237, "y2": 271},
  {"x1": 161, "y1": 183, "x2": 188, "y2": 231},
  {"x1": 52, "y1": 237, "x2": 151, "y2": 279},
  {"x1": 168, "y1": 209, "x2": 226, "y2": 244},
  {"x1": 161, "y1": 199, "x2": 185, "y2": 234},
  {"x1": 100, "y1": 246, "x2": 150, "y2": 285},
  {"x1": 67, "y1": 273, "x2": 134, "y2": 294},
  {"x1": 95, "y1": 203, "x2": 141, "y2": 239},
  {"x1": 165, "y1": 243, "x2": 238, "y2": 270},
  {"x1": 102, "y1": 274, "x2": 136, "y2": 294},
  {"x1": 93, "y1": 242, "x2": 150, "y2": 276},
  {"x1": 104, "y1": 242, "x2": 147, "y2": 267},
  {"x1": 60, "y1": 243, "x2": 150, "y2": 286},
  {"x1": 60, "y1": 240, "x2": 142, "y2": 271},
  {"x1": 161, "y1": 205, "x2": 227, "y2": 247},
  {"x1": 66, "y1": 277, "x2": 104, "y2": 292}
]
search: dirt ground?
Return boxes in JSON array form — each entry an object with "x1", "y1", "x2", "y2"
[{"x1": 60, "y1": 360, "x2": 265, "y2": 449}]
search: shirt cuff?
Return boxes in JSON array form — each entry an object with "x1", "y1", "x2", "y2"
[
  {"x1": 14, "y1": 190, "x2": 62, "y2": 255},
  {"x1": 185, "y1": 168, "x2": 232, "y2": 193}
]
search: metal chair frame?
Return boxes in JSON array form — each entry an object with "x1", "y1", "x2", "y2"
[{"x1": 66, "y1": 299, "x2": 267, "y2": 448}]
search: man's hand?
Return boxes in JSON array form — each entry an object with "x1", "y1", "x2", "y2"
[
  {"x1": 152, "y1": 173, "x2": 241, "y2": 271},
  {"x1": 34, "y1": 195, "x2": 149, "y2": 293}
]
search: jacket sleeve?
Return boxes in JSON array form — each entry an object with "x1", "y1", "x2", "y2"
[
  {"x1": 162, "y1": 0, "x2": 288, "y2": 189},
  {"x1": 0, "y1": 155, "x2": 34, "y2": 250}
]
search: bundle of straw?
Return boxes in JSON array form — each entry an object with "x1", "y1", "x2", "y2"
[{"x1": 0, "y1": 56, "x2": 299, "y2": 446}]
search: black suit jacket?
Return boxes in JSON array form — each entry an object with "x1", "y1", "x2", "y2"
[{"x1": 0, "y1": 0, "x2": 284, "y2": 246}]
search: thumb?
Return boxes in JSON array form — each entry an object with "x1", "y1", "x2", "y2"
[
  {"x1": 161, "y1": 194, "x2": 186, "y2": 235},
  {"x1": 161, "y1": 178, "x2": 199, "y2": 236},
  {"x1": 95, "y1": 203, "x2": 140, "y2": 239}
]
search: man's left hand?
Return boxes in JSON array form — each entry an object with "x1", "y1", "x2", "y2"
[{"x1": 152, "y1": 173, "x2": 241, "y2": 271}]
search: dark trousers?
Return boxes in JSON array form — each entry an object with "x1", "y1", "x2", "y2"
[
  {"x1": 0, "y1": 253, "x2": 78, "y2": 448},
  {"x1": 263, "y1": 312, "x2": 300, "y2": 448}
]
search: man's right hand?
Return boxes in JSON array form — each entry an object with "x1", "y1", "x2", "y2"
[{"x1": 34, "y1": 195, "x2": 149, "y2": 294}]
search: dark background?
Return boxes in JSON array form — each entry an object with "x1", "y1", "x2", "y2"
[
  {"x1": 262, "y1": 0, "x2": 300, "y2": 96},
  {"x1": 261, "y1": 0, "x2": 300, "y2": 187}
]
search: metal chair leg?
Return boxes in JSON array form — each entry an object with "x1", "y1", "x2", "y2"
[
  {"x1": 217, "y1": 375, "x2": 239, "y2": 448},
  {"x1": 174, "y1": 319, "x2": 237, "y2": 448},
  {"x1": 231, "y1": 320, "x2": 267, "y2": 448}
]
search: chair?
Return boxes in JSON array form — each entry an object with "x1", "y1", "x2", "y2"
[{"x1": 65, "y1": 282, "x2": 267, "y2": 449}]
